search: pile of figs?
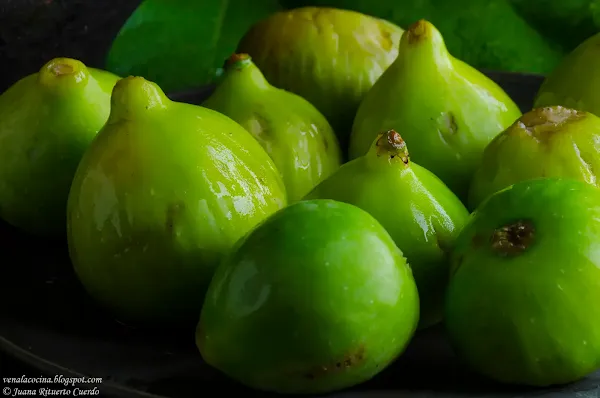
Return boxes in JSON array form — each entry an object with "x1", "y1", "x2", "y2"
[{"x1": 4, "y1": 6, "x2": 600, "y2": 395}]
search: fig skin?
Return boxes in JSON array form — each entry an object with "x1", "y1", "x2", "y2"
[
  {"x1": 0, "y1": 58, "x2": 120, "y2": 237},
  {"x1": 446, "y1": 178, "x2": 600, "y2": 387},
  {"x1": 534, "y1": 31, "x2": 600, "y2": 115},
  {"x1": 237, "y1": 6, "x2": 404, "y2": 152},
  {"x1": 468, "y1": 106, "x2": 600, "y2": 210},
  {"x1": 202, "y1": 53, "x2": 342, "y2": 202},
  {"x1": 67, "y1": 76, "x2": 287, "y2": 324},
  {"x1": 305, "y1": 130, "x2": 469, "y2": 329},
  {"x1": 349, "y1": 20, "x2": 522, "y2": 202},
  {"x1": 197, "y1": 199, "x2": 419, "y2": 394}
]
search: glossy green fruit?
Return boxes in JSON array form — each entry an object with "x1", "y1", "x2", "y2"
[
  {"x1": 237, "y1": 6, "x2": 404, "y2": 152},
  {"x1": 469, "y1": 106, "x2": 600, "y2": 210},
  {"x1": 67, "y1": 76, "x2": 287, "y2": 323},
  {"x1": 202, "y1": 53, "x2": 342, "y2": 202},
  {"x1": 446, "y1": 178, "x2": 600, "y2": 387},
  {"x1": 0, "y1": 58, "x2": 120, "y2": 237},
  {"x1": 534, "y1": 31, "x2": 600, "y2": 115},
  {"x1": 281, "y1": 0, "x2": 564, "y2": 75},
  {"x1": 305, "y1": 130, "x2": 469, "y2": 329},
  {"x1": 197, "y1": 199, "x2": 419, "y2": 394},
  {"x1": 349, "y1": 20, "x2": 522, "y2": 202}
]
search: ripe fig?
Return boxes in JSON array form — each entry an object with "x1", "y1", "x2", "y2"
[
  {"x1": 469, "y1": 106, "x2": 600, "y2": 210},
  {"x1": 197, "y1": 199, "x2": 419, "y2": 394},
  {"x1": 202, "y1": 53, "x2": 342, "y2": 202},
  {"x1": 349, "y1": 20, "x2": 522, "y2": 202},
  {"x1": 0, "y1": 58, "x2": 120, "y2": 237},
  {"x1": 67, "y1": 76, "x2": 287, "y2": 323},
  {"x1": 446, "y1": 178, "x2": 600, "y2": 386},
  {"x1": 534, "y1": 31, "x2": 600, "y2": 115},
  {"x1": 306, "y1": 130, "x2": 469, "y2": 329},
  {"x1": 237, "y1": 6, "x2": 404, "y2": 152}
]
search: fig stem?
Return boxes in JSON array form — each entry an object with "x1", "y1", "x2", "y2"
[
  {"x1": 406, "y1": 19, "x2": 430, "y2": 44},
  {"x1": 108, "y1": 76, "x2": 168, "y2": 122},
  {"x1": 225, "y1": 53, "x2": 253, "y2": 71},
  {"x1": 374, "y1": 130, "x2": 410, "y2": 165},
  {"x1": 490, "y1": 220, "x2": 535, "y2": 257},
  {"x1": 37, "y1": 58, "x2": 89, "y2": 89}
]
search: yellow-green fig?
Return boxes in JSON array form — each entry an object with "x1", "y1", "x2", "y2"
[
  {"x1": 202, "y1": 53, "x2": 342, "y2": 202},
  {"x1": 349, "y1": 20, "x2": 522, "y2": 202},
  {"x1": 469, "y1": 106, "x2": 600, "y2": 210},
  {"x1": 306, "y1": 130, "x2": 469, "y2": 329},
  {"x1": 237, "y1": 6, "x2": 404, "y2": 152},
  {"x1": 67, "y1": 76, "x2": 287, "y2": 324},
  {"x1": 0, "y1": 58, "x2": 120, "y2": 237},
  {"x1": 534, "y1": 31, "x2": 600, "y2": 115}
]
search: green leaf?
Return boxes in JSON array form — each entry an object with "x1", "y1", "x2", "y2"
[
  {"x1": 105, "y1": 0, "x2": 283, "y2": 93},
  {"x1": 509, "y1": 0, "x2": 600, "y2": 52}
]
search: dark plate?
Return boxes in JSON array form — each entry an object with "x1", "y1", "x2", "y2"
[{"x1": 3, "y1": 71, "x2": 598, "y2": 398}]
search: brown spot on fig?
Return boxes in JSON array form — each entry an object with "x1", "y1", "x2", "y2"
[
  {"x1": 166, "y1": 202, "x2": 186, "y2": 236},
  {"x1": 375, "y1": 130, "x2": 410, "y2": 164},
  {"x1": 302, "y1": 344, "x2": 366, "y2": 380},
  {"x1": 490, "y1": 219, "x2": 535, "y2": 257},
  {"x1": 378, "y1": 25, "x2": 394, "y2": 51},
  {"x1": 406, "y1": 19, "x2": 430, "y2": 44},
  {"x1": 519, "y1": 106, "x2": 585, "y2": 142},
  {"x1": 52, "y1": 62, "x2": 75, "y2": 76}
]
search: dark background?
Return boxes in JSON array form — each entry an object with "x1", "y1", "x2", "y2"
[
  {"x1": 1, "y1": 356, "x2": 40, "y2": 377},
  {"x1": 0, "y1": 0, "x2": 140, "y2": 377},
  {"x1": 0, "y1": 0, "x2": 142, "y2": 92}
]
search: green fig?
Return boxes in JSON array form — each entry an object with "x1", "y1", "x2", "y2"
[
  {"x1": 469, "y1": 106, "x2": 600, "y2": 210},
  {"x1": 202, "y1": 53, "x2": 342, "y2": 202},
  {"x1": 349, "y1": 20, "x2": 522, "y2": 202},
  {"x1": 67, "y1": 76, "x2": 287, "y2": 324},
  {"x1": 0, "y1": 57, "x2": 120, "y2": 237},
  {"x1": 305, "y1": 130, "x2": 469, "y2": 329},
  {"x1": 446, "y1": 178, "x2": 600, "y2": 386},
  {"x1": 237, "y1": 6, "x2": 404, "y2": 152},
  {"x1": 197, "y1": 199, "x2": 419, "y2": 394},
  {"x1": 534, "y1": 31, "x2": 600, "y2": 114}
]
